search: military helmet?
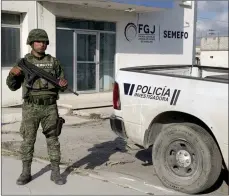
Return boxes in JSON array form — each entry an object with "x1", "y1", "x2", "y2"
[{"x1": 26, "y1": 28, "x2": 49, "y2": 45}]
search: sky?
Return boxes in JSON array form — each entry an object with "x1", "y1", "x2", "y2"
[{"x1": 196, "y1": 1, "x2": 228, "y2": 45}]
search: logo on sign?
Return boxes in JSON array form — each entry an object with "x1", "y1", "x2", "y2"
[
  {"x1": 124, "y1": 23, "x2": 156, "y2": 43},
  {"x1": 124, "y1": 23, "x2": 138, "y2": 42},
  {"x1": 123, "y1": 83, "x2": 181, "y2": 105}
]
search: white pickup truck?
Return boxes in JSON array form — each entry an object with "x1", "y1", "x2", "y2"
[{"x1": 110, "y1": 64, "x2": 228, "y2": 194}]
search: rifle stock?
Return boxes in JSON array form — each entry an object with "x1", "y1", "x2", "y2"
[{"x1": 18, "y1": 58, "x2": 79, "y2": 96}]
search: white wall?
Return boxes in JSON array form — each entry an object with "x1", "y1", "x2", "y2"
[
  {"x1": 2, "y1": 1, "x2": 37, "y2": 107},
  {"x1": 37, "y1": 2, "x2": 56, "y2": 56},
  {"x1": 201, "y1": 51, "x2": 228, "y2": 68},
  {"x1": 115, "y1": 1, "x2": 196, "y2": 70}
]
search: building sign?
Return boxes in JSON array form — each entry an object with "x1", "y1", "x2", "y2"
[
  {"x1": 163, "y1": 30, "x2": 189, "y2": 39},
  {"x1": 124, "y1": 22, "x2": 189, "y2": 43},
  {"x1": 124, "y1": 23, "x2": 157, "y2": 43}
]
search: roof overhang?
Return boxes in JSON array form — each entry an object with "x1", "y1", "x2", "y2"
[{"x1": 45, "y1": 0, "x2": 174, "y2": 13}]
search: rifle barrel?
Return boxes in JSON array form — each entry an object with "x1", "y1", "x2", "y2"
[{"x1": 68, "y1": 88, "x2": 79, "y2": 96}]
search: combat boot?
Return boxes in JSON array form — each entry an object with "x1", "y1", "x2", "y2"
[
  {"x1": 50, "y1": 162, "x2": 65, "y2": 185},
  {"x1": 16, "y1": 161, "x2": 32, "y2": 185}
]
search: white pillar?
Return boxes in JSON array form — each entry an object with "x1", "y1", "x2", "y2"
[{"x1": 37, "y1": 2, "x2": 56, "y2": 57}]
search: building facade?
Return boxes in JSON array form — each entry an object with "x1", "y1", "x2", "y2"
[
  {"x1": 200, "y1": 36, "x2": 228, "y2": 68},
  {"x1": 2, "y1": 0, "x2": 197, "y2": 106}
]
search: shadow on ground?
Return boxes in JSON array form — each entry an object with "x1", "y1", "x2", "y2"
[
  {"x1": 2, "y1": 137, "x2": 129, "y2": 184},
  {"x1": 60, "y1": 137, "x2": 128, "y2": 183},
  {"x1": 32, "y1": 164, "x2": 51, "y2": 181},
  {"x1": 135, "y1": 148, "x2": 153, "y2": 166}
]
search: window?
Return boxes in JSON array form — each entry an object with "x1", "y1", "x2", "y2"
[{"x1": 1, "y1": 13, "x2": 21, "y2": 67}]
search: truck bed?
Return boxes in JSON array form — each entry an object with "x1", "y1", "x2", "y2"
[{"x1": 120, "y1": 65, "x2": 228, "y2": 83}]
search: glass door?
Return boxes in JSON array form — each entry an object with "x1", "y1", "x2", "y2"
[
  {"x1": 75, "y1": 32, "x2": 98, "y2": 93},
  {"x1": 99, "y1": 33, "x2": 116, "y2": 92}
]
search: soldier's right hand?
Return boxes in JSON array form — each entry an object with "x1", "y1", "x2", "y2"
[{"x1": 10, "y1": 67, "x2": 22, "y2": 76}]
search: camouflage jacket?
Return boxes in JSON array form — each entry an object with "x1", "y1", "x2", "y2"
[{"x1": 6, "y1": 53, "x2": 67, "y2": 100}]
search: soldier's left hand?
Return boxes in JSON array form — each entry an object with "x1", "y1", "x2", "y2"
[{"x1": 59, "y1": 78, "x2": 68, "y2": 87}]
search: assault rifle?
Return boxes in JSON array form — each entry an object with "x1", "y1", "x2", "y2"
[{"x1": 17, "y1": 58, "x2": 79, "y2": 96}]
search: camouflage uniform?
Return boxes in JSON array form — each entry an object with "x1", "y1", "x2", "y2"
[{"x1": 6, "y1": 29, "x2": 67, "y2": 185}]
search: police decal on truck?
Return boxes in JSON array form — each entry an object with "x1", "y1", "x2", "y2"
[{"x1": 123, "y1": 83, "x2": 181, "y2": 105}]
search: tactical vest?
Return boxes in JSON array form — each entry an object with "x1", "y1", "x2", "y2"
[{"x1": 22, "y1": 53, "x2": 59, "y2": 98}]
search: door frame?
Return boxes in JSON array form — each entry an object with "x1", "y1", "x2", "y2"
[
  {"x1": 73, "y1": 30, "x2": 100, "y2": 93},
  {"x1": 56, "y1": 26, "x2": 116, "y2": 94}
]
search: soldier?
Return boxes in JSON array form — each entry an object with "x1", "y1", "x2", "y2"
[{"x1": 6, "y1": 29, "x2": 68, "y2": 185}]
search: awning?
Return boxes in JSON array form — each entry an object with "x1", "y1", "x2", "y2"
[{"x1": 46, "y1": 0, "x2": 174, "y2": 13}]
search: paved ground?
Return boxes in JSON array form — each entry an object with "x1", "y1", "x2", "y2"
[
  {"x1": 1, "y1": 108, "x2": 228, "y2": 195},
  {"x1": 2, "y1": 156, "x2": 146, "y2": 195}
]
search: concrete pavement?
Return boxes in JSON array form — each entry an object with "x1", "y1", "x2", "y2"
[
  {"x1": 57, "y1": 92, "x2": 112, "y2": 109},
  {"x1": 73, "y1": 107, "x2": 113, "y2": 119},
  {"x1": 2, "y1": 91, "x2": 113, "y2": 124},
  {"x1": 2, "y1": 107, "x2": 71, "y2": 124},
  {"x1": 2, "y1": 156, "x2": 145, "y2": 195},
  {"x1": 2, "y1": 92, "x2": 112, "y2": 109},
  {"x1": 1, "y1": 120, "x2": 186, "y2": 196},
  {"x1": 2, "y1": 107, "x2": 98, "y2": 126},
  {"x1": 2, "y1": 103, "x2": 113, "y2": 126}
]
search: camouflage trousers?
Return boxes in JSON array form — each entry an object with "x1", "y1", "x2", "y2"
[{"x1": 19, "y1": 102, "x2": 61, "y2": 163}]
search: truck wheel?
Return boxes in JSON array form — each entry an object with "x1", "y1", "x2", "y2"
[{"x1": 152, "y1": 123, "x2": 222, "y2": 194}]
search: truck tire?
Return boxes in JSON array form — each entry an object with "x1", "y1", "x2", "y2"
[{"x1": 152, "y1": 123, "x2": 222, "y2": 194}]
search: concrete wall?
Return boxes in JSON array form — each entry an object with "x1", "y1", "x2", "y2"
[
  {"x1": 201, "y1": 36, "x2": 228, "y2": 51},
  {"x1": 200, "y1": 51, "x2": 228, "y2": 68},
  {"x1": 2, "y1": 1, "x2": 196, "y2": 107}
]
